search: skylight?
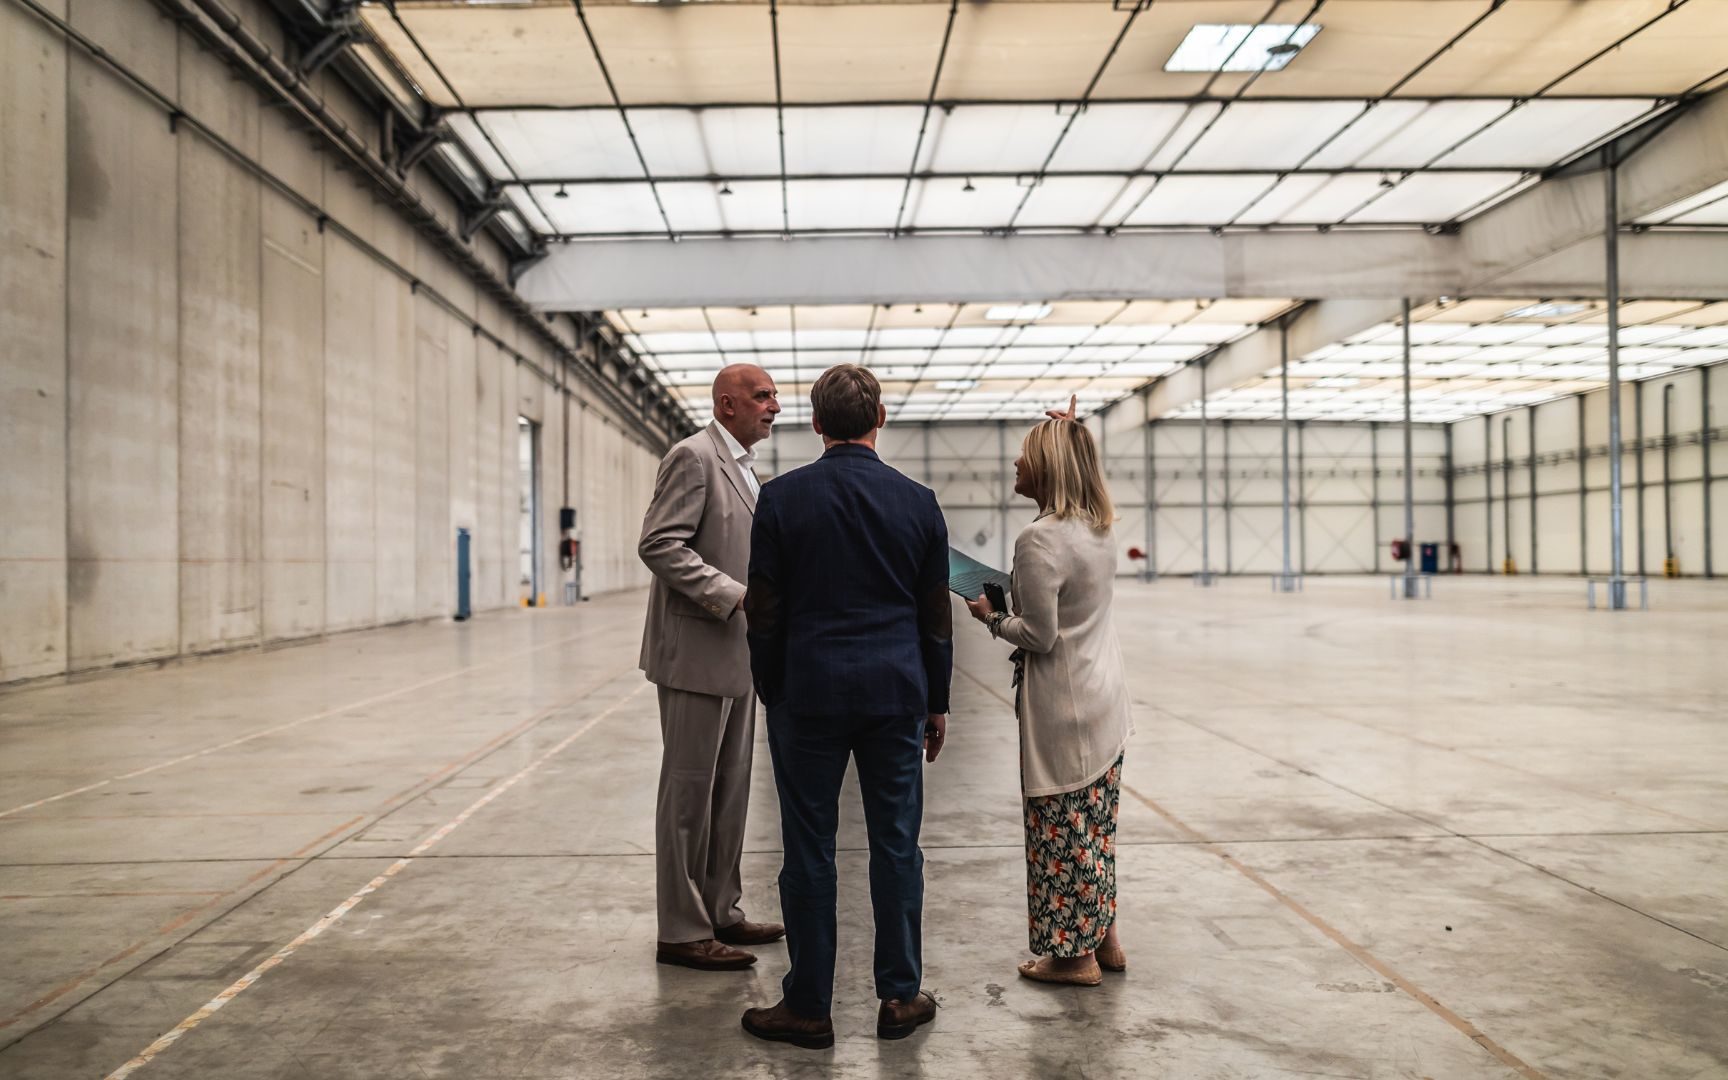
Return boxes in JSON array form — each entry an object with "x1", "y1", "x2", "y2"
[
  {"x1": 1506, "y1": 302, "x2": 1589, "y2": 319},
  {"x1": 1164, "y1": 24, "x2": 1322, "y2": 74}
]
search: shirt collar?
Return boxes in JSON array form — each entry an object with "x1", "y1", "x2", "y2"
[{"x1": 714, "y1": 421, "x2": 754, "y2": 466}]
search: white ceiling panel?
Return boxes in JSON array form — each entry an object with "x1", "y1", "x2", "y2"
[
  {"x1": 629, "y1": 108, "x2": 780, "y2": 179},
  {"x1": 1316, "y1": 100, "x2": 1513, "y2": 169},
  {"x1": 1346, "y1": 171, "x2": 1524, "y2": 223},
  {"x1": 707, "y1": 180, "x2": 784, "y2": 234},
  {"x1": 786, "y1": 179, "x2": 905, "y2": 232},
  {"x1": 1118, "y1": 175, "x2": 1271, "y2": 226},
  {"x1": 1178, "y1": 101, "x2": 1370, "y2": 170},
  {"x1": 1046, "y1": 103, "x2": 1193, "y2": 172},
  {"x1": 907, "y1": 176, "x2": 1027, "y2": 230},
  {"x1": 477, "y1": 110, "x2": 639, "y2": 180},
  {"x1": 1142, "y1": 103, "x2": 1225, "y2": 170},
  {"x1": 784, "y1": 106, "x2": 925, "y2": 175},
  {"x1": 1437, "y1": 98, "x2": 1657, "y2": 168},
  {"x1": 1015, "y1": 176, "x2": 1135, "y2": 228},
  {"x1": 923, "y1": 105, "x2": 1071, "y2": 174}
]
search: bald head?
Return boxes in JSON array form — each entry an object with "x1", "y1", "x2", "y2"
[{"x1": 711, "y1": 363, "x2": 780, "y2": 448}]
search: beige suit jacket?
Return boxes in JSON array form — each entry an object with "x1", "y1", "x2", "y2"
[
  {"x1": 638, "y1": 422, "x2": 757, "y2": 698},
  {"x1": 995, "y1": 514, "x2": 1135, "y2": 797}
]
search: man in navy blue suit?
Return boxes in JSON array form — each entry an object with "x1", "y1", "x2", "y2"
[{"x1": 740, "y1": 364, "x2": 952, "y2": 1049}]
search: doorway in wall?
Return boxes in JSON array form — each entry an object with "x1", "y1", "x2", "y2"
[{"x1": 518, "y1": 417, "x2": 541, "y2": 605}]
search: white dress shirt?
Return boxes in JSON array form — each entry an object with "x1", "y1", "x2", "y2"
[{"x1": 714, "y1": 422, "x2": 760, "y2": 499}]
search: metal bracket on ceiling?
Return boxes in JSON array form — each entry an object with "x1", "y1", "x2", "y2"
[
  {"x1": 296, "y1": 8, "x2": 362, "y2": 78},
  {"x1": 460, "y1": 192, "x2": 510, "y2": 243},
  {"x1": 508, "y1": 246, "x2": 550, "y2": 287},
  {"x1": 395, "y1": 116, "x2": 448, "y2": 176}
]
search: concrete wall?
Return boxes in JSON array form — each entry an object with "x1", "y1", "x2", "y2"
[
  {"x1": 1449, "y1": 362, "x2": 1724, "y2": 578},
  {"x1": 0, "y1": 0, "x2": 659, "y2": 684},
  {"x1": 762, "y1": 410, "x2": 1449, "y2": 580}
]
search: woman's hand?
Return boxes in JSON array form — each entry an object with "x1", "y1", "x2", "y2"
[
  {"x1": 964, "y1": 593, "x2": 995, "y2": 624},
  {"x1": 1045, "y1": 394, "x2": 1078, "y2": 422}
]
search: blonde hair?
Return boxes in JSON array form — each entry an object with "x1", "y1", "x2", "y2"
[{"x1": 1021, "y1": 419, "x2": 1115, "y2": 532}]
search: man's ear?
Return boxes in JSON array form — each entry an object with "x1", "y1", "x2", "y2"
[
  {"x1": 714, "y1": 393, "x2": 732, "y2": 420},
  {"x1": 875, "y1": 402, "x2": 887, "y2": 429},
  {"x1": 811, "y1": 416, "x2": 825, "y2": 437}
]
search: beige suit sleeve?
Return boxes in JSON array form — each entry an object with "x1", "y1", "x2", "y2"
[
  {"x1": 638, "y1": 444, "x2": 746, "y2": 620},
  {"x1": 995, "y1": 527, "x2": 1060, "y2": 655}
]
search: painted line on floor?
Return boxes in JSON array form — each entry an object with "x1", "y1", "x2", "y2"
[
  {"x1": 0, "y1": 815, "x2": 363, "y2": 1034},
  {"x1": 953, "y1": 662, "x2": 1547, "y2": 1080},
  {"x1": 0, "y1": 623, "x2": 609, "y2": 820},
  {"x1": 0, "y1": 667, "x2": 634, "y2": 1036},
  {"x1": 102, "y1": 681, "x2": 649, "y2": 1080}
]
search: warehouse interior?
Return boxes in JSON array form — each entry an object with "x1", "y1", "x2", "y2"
[{"x1": 2, "y1": 0, "x2": 1726, "y2": 1076}]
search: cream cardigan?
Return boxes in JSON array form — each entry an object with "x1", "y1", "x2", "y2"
[{"x1": 993, "y1": 514, "x2": 1135, "y2": 798}]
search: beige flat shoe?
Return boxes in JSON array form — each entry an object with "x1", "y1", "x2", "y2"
[
  {"x1": 1097, "y1": 945, "x2": 1127, "y2": 973},
  {"x1": 1017, "y1": 957, "x2": 1102, "y2": 987}
]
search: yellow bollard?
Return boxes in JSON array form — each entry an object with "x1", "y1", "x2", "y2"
[
  {"x1": 1502, "y1": 557, "x2": 1517, "y2": 575},
  {"x1": 1664, "y1": 557, "x2": 1681, "y2": 579}
]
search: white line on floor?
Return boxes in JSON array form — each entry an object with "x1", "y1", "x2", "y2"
[
  {"x1": 102, "y1": 680, "x2": 649, "y2": 1080},
  {"x1": 0, "y1": 624, "x2": 608, "y2": 820}
]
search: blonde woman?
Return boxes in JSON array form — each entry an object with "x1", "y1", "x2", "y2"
[{"x1": 965, "y1": 399, "x2": 1133, "y2": 986}]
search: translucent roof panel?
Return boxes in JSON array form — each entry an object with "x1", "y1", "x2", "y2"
[
  {"x1": 1345, "y1": 172, "x2": 1527, "y2": 224},
  {"x1": 1434, "y1": 98, "x2": 1656, "y2": 168},
  {"x1": 1177, "y1": 101, "x2": 1374, "y2": 170},
  {"x1": 1635, "y1": 180, "x2": 1728, "y2": 227},
  {"x1": 1169, "y1": 297, "x2": 1728, "y2": 425},
  {"x1": 921, "y1": 105, "x2": 1072, "y2": 175},
  {"x1": 617, "y1": 298, "x2": 1297, "y2": 424}
]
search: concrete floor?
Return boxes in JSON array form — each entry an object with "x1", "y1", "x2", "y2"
[{"x1": 2, "y1": 576, "x2": 1725, "y2": 1079}]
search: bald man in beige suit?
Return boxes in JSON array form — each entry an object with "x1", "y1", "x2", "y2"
[{"x1": 639, "y1": 364, "x2": 787, "y2": 971}]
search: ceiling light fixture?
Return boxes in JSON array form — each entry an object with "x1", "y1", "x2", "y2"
[
  {"x1": 555, "y1": 184, "x2": 569, "y2": 199},
  {"x1": 985, "y1": 304, "x2": 1052, "y2": 321},
  {"x1": 719, "y1": 181, "x2": 733, "y2": 196},
  {"x1": 962, "y1": 177, "x2": 976, "y2": 192},
  {"x1": 1164, "y1": 24, "x2": 1322, "y2": 73}
]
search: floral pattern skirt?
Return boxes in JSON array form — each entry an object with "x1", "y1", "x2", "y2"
[{"x1": 1024, "y1": 755, "x2": 1122, "y2": 957}]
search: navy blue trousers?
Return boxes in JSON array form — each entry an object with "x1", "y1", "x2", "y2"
[{"x1": 765, "y1": 707, "x2": 925, "y2": 1019}]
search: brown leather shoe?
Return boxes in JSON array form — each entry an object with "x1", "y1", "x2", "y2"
[
  {"x1": 715, "y1": 919, "x2": 786, "y2": 947},
  {"x1": 655, "y1": 938, "x2": 756, "y2": 971},
  {"x1": 741, "y1": 1000, "x2": 834, "y2": 1050},
  {"x1": 877, "y1": 989, "x2": 937, "y2": 1040}
]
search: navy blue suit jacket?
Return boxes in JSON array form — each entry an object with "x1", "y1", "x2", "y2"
[{"x1": 745, "y1": 443, "x2": 952, "y2": 718}]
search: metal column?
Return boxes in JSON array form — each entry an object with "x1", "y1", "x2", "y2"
[
  {"x1": 1704, "y1": 365, "x2": 1715, "y2": 579},
  {"x1": 1195, "y1": 358, "x2": 1216, "y2": 586},
  {"x1": 1528, "y1": 405, "x2": 1539, "y2": 574},
  {"x1": 1297, "y1": 420, "x2": 1308, "y2": 573},
  {"x1": 1484, "y1": 415, "x2": 1494, "y2": 573},
  {"x1": 922, "y1": 422, "x2": 933, "y2": 486},
  {"x1": 1142, "y1": 388, "x2": 1157, "y2": 583},
  {"x1": 1444, "y1": 424, "x2": 1456, "y2": 565},
  {"x1": 1399, "y1": 298, "x2": 1419, "y2": 598},
  {"x1": 1275, "y1": 319, "x2": 1299, "y2": 591},
  {"x1": 1370, "y1": 422, "x2": 1381, "y2": 573},
  {"x1": 1603, "y1": 157, "x2": 1630, "y2": 608},
  {"x1": 1635, "y1": 380, "x2": 1646, "y2": 577},
  {"x1": 1222, "y1": 420, "x2": 1233, "y2": 574},
  {"x1": 1502, "y1": 417, "x2": 1515, "y2": 573},
  {"x1": 1663, "y1": 382, "x2": 1677, "y2": 577},
  {"x1": 1578, "y1": 393, "x2": 1589, "y2": 574},
  {"x1": 997, "y1": 419, "x2": 1009, "y2": 570}
]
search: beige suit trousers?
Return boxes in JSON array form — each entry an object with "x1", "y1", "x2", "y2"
[{"x1": 655, "y1": 684, "x2": 756, "y2": 943}]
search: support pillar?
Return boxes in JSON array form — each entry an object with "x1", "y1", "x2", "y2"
[
  {"x1": 1195, "y1": 359, "x2": 1216, "y2": 587},
  {"x1": 1142, "y1": 389, "x2": 1158, "y2": 583},
  {"x1": 1704, "y1": 365, "x2": 1715, "y2": 579},
  {"x1": 1398, "y1": 298, "x2": 1420, "y2": 599},
  {"x1": 1603, "y1": 156, "x2": 1632, "y2": 609},
  {"x1": 1528, "y1": 404, "x2": 1539, "y2": 574},
  {"x1": 1275, "y1": 319, "x2": 1300, "y2": 592}
]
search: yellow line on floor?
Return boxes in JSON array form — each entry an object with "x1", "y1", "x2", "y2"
[
  {"x1": 953, "y1": 662, "x2": 1548, "y2": 1080},
  {"x1": 0, "y1": 623, "x2": 610, "y2": 820},
  {"x1": 102, "y1": 680, "x2": 650, "y2": 1080}
]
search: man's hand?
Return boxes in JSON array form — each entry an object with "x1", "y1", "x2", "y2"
[
  {"x1": 924, "y1": 714, "x2": 947, "y2": 763},
  {"x1": 964, "y1": 593, "x2": 995, "y2": 624}
]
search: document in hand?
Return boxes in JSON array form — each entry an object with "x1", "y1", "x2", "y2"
[{"x1": 947, "y1": 546, "x2": 1011, "y2": 602}]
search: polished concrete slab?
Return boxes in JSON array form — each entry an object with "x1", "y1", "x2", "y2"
[{"x1": 1, "y1": 576, "x2": 1725, "y2": 1078}]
